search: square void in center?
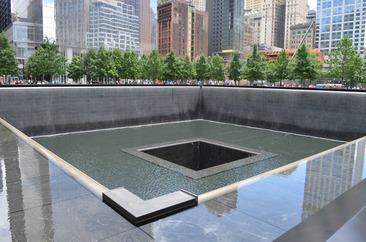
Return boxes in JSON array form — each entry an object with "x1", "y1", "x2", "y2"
[
  {"x1": 142, "y1": 141, "x2": 255, "y2": 171},
  {"x1": 122, "y1": 138, "x2": 277, "y2": 179}
]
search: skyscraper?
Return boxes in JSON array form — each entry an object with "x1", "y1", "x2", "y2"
[
  {"x1": 284, "y1": 0, "x2": 309, "y2": 49},
  {"x1": 86, "y1": 0, "x2": 141, "y2": 53},
  {"x1": 3, "y1": 0, "x2": 55, "y2": 61},
  {"x1": 206, "y1": 0, "x2": 245, "y2": 60},
  {"x1": 191, "y1": 0, "x2": 206, "y2": 11},
  {"x1": 157, "y1": 0, "x2": 208, "y2": 59},
  {"x1": 289, "y1": 10, "x2": 316, "y2": 50},
  {"x1": 140, "y1": 0, "x2": 157, "y2": 55},
  {"x1": 0, "y1": 0, "x2": 11, "y2": 32},
  {"x1": 246, "y1": 0, "x2": 264, "y2": 13},
  {"x1": 3, "y1": 0, "x2": 159, "y2": 64},
  {"x1": 316, "y1": 0, "x2": 366, "y2": 56},
  {"x1": 260, "y1": 0, "x2": 286, "y2": 48},
  {"x1": 55, "y1": 0, "x2": 90, "y2": 49}
]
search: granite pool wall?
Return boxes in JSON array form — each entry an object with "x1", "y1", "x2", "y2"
[{"x1": 0, "y1": 86, "x2": 365, "y2": 140}]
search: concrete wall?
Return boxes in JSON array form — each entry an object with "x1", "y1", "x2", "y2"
[
  {"x1": 0, "y1": 86, "x2": 201, "y2": 136},
  {"x1": 202, "y1": 87, "x2": 366, "y2": 141},
  {"x1": 0, "y1": 86, "x2": 365, "y2": 140}
]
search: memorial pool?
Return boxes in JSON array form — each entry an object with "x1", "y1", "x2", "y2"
[{"x1": 34, "y1": 120, "x2": 343, "y2": 200}]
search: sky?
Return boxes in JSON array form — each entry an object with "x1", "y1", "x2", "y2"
[
  {"x1": 308, "y1": 0, "x2": 317, "y2": 10},
  {"x1": 151, "y1": 0, "x2": 157, "y2": 14}
]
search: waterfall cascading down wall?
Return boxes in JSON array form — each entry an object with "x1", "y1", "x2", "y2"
[{"x1": 0, "y1": 86, "x2": 365, "y2": 140}]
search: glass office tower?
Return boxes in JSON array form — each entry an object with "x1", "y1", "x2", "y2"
[
  {"x1": 0, "y1": 0, "x2": 11, "y2": 32},
  {"x1": 207, "y1": 0, "x2": 245, "y2": 60},
  {"x1": 4, "y1": 0, "x2": 158, "y2": 63},
  {"x1": 86, "y1": 1, "x2": 141, "y2": 53},
  {"x1": 316, "y1": 0, "x2": 366, "y2": 56},
  {"x1": 222, "y1": 0, "x2": 245, "y2": 52},
  {"x1": 4, "y1": 0, "x2": 55, "y2": 61}
]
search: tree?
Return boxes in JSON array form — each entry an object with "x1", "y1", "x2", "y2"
[
  {"x1": 0, "y1": 32, "x2": 20, "y2": 79},
  {"x1": 290, "y1": 43, "x2": 321, "y2": 86},
  {"x1": 195, "y1": 55, "x2": 210, "y2": 81},
  {"x1": 228, "y1": 52, "x2": 242, "y2": 82},
  {"x1": 163, "y1": 49, "x2": 180, "y2": 81},
  {"x1": 67, "y1": 55, "x2": 84, "y2": 82},
  {"x1": 275, "y1": 49, "x2": 290, "y2": 86},
  {"x1": 266, "y1": 61, "x2": 277, "y2": 84},
  {"x1": 112, "y1": 48, "x2": 125, "y2": 80},
  {"x1": 25, "y1": 37, "x2": 67, "y2": 82},
  {"x1": 146, "y1": 49, "x2": 164, "y2": 81},
  {"x1": 121, "y1": 49, "x2": 140, "y2": 80},
  {"x1": 210, "y1": 54, "x2": 226, "y2": 82},
  {"x1": 81, "y1": 48, "x2": 98, "y2": 81},
  {"x1": 139, "y1": 54, "x2": 150, "y2": 80},
  {"x1": 355, "y1": 56, "x2": 366, "y2": 85},
  {"x1": 241, "y1": 44, "x2": 267, "y2": 85},
  {"x1": 94, "y1": 46, "x2": 116, "y2": 83},
  {"x1": 328, "y1": 35, "x2": 361, "y2": 88},
  {"x1": 178, "y1": 55, "x2": 195, "y2": 81}
]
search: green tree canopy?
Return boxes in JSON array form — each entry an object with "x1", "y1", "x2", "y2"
[
  {"x1": 178, "y1": 55, "x2": 195, "y2": 81},
  {"x1": 228, "y1": 52, "x2": 242, "y2": 81},
  {"x1": 354, "y1": 56, "x2": 366, "y2": 85},
  {"x1": 163, "y1": 49, "x2": 180, "y2": 81},
  {"x1": 0, "y1": 32, "x2": 20, "y2": 78},
  {"x1": 274, "y1": 49, "x2": 290, "y2": 86},
  {"x1": 67, "y1": 55, "x2": 83, "y2": 81},
  {"x1": 146, "y1": 49, "x2": 164, "y2": 81},
  {"x1": 195, "y1": 54, "x2": 210, "y2": 81},
  {"x1": 290, "y1": 43, "x2": 321, "y2": 86},
  {"x1": 266, "y1": 61, "x2": 277, "y2": 84},
  {"x1": 121, "y1": 49, "x2": 140, "y2": 80},
  {"x1": 95, "y1": 46, "x2": 116, "y2": 82},
  {"x1": 241, "y1": 44, "x2": 267, "y2": 84},
  {"x1": 328, "y1": 35, "x2": 361, "y2": 87},
  {"x1": 210, "y1": 54, "x2": 226, "y2": 82},
  {"x1": 25, "y1": 37, "x2": 67, "y2": 81},
  {"x1": 139, "y1": 54, "x2": 150, "y2": 80},
  {"x1": 112, "y1": 48, "x2": 125, "y2": 80},
  {"x1": 81, "y1": 47, "x2": 98, "y2": 81}
]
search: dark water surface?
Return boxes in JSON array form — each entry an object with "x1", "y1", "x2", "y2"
[{"x1": 34, "y1": 120, "x2": 343, "y2": 199}]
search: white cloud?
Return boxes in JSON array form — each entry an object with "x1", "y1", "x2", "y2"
[{"x1": 309, "y1": 0, "x2": 317, "y2": 10}]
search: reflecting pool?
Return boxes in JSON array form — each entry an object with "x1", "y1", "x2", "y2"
[{"x1": 34, "y1": 120, "x2": 343, "y2": 199}]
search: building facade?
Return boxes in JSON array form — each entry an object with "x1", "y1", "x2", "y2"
[
  {"x1": 191, "y1": 0, "x2": 206, "y2": 11},
  {"x1": 316, "y1": 0, "x2": 366, "y2": 56},
  {"x1": 284, "y1": 0, "x2": 309, "y2": 49},
  {"x1": 253, "y1": 14, "x2": 262, "y2": 46},
  {"x1": 4, "y1": 0, "x2": 158, "y2": 65},
  {"x1": 86, "y1": 0, "x2": 141, "y2": 53},
  {"x1": 244, "y1": 10, "x2": 261, "y2": 47},
  {"x1": 140, "y1": 0, "x2": 157, "y2": 55},
  {"x1": 206, "y1": 0, "x2": 245, "y2": 60},
  {"x1": 4, "y1": 0, "x2": 55, "y2": 62},
  {"x1": 246, "y1": 0, "x2": 264, "y2": 13},
  {"x1": 244, "y1": 10, "x2": 254, "y2": 47},
  {"x1": 55, "y1": 0, "x2": 90, "y2": 49},
  {"x1": 260, "y1": 0, "x2": 286, "y2": 48},
  {"x1": 289, "y1": 11, "x2": 316, "y2": 50},
  {"x1": 0, "y1": 0, "x2": 11, "y2": 32},
  {"x1": 289, "y1": 22, "x2": 315, "y2": 49},
  {"x1": 157, "y1": 1, "x2": 208, "y2": 59}
]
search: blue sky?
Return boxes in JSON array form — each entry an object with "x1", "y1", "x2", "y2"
[{"x1": 151, "y1": 0, "x2": 157, "y2": 14}]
